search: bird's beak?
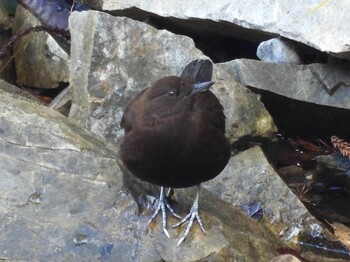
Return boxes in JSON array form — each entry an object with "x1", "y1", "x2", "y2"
[{"x1": 191, "y1": 81, "x2": 215, "y2": 95}]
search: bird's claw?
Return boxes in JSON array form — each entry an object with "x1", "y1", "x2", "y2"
[
  {"x1": 149, "y1": 185, "x2": 205, "y2": 246},
  {"x1": 173, "y1": 199, "x2": 205, "y2": 246},
  {"x1": 148, "y1": 187, "x2": 180, "y2": 238}
]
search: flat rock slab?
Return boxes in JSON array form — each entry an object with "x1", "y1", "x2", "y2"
[{"x1": 224, "y1": 59, "x2": 350, "y2": 110}]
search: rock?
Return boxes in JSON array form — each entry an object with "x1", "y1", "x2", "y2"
[
  {"x1": 0, "y1": 88, "x2": 137, "y2": 261},
  {"x1": 257, "y1": 38, "x2": 302, "y2": 64},
  {"x1": 90, "y1": 1, "x2": 350, "y2": 60},
  {"x1": 0, "y1": 87, "x2": 284, "y2": 261},
  {"x1": 69, "y1": 10, "x2": 276, "y2": 144},
  {"x1": 2, "y1": 4, "x2": 349, "y2": 261},
  {"x1": 68, "y1": 10, "x2": 206, "y2": 144},
  {"x1": 271, "y1": 254, "x2": 302, "y2": 262},
  {"x1": 213, "y1": 63, "x2": 277, "y2": 141},
  {"x1": 12, "y1": 5, "x2": 70, "y2": 89},
  {"x1": 225, "y1": 58, "x2": 350, "y2": 110},
  {"x1": 204, "y1": 146, "x2": 324, "y2": 242},
  {"x1": 310, "y1": 63, "x2": 350, "y2": 93},
  {"x1": 0, "y1": 79, "x2": 43, "y2": 102}
]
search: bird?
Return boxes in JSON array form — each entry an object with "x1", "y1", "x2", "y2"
[{"x1": 120, "y1": 60, "x2": 231, "y2": 245}]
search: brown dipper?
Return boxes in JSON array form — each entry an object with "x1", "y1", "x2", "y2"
[{"x1": 120, "y1": 61, "x2": 230, "y2": 245}]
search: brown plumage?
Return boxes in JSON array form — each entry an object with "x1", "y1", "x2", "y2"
[
  {"x1": 121, "y1": 76, "x2": 229, "y2": 187},
  {"x1": 120, "y1": 61, "x2": 230, "y2": 245}
]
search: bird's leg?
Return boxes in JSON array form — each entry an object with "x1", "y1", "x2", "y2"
[
  {"x1": 148, "y1": 187, "x2": 181, "y2": 238},
  {"x1": 173, "y1": 184, "x2": 206, "y2": 246},
  {"x1": 166, "y1": 187, "x2": 174, "y2": 198}
]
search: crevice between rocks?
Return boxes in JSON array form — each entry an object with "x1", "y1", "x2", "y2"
[
  {"x1": 249, "y1": 87, "x2": 350, "y2": 141},
  {"x1": 109, "y1": 7, "x2": 329, "y2": 64}
]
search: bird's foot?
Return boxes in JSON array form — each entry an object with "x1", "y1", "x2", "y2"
[
  {"x1": 173, "y1": 200, "x2": 206, "y2": 246},
  {"x1": 148, "y1": 187, "x2": 181, "y2": 238}
]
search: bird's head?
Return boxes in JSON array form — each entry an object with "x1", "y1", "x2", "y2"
[{"x1": 142, "y1": 76, "x2": 214, "y2": 118}]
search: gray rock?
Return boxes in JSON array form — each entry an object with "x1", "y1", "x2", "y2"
[
  {"x1": 0, "y1": 87, "x2": 284, "y2": 261},
  {"x1": 1, "y1": 6, "x2": 347, "y2": 261},
  {"x1": 68, "y1": 10, "x2": 206, "y2": 144},
  {"x1": 310, "y1": 63, "x2": 350, "y2": 93},
  {"x1": 69, "y1": 10, "x2": 276, "y2": 144},
  {"x1": 12, "y1": 5, "x2": 69, "y2": 89},
  {"x1": 226, "y1": 58, "x2": 350, "y2": 109},
  {"x1": 0, "y1": 88, "x2": 139, "y2": 261},
  {"x1": 205, "y1": 146, "x2": 324, "y2": 242},
  {"x1": 257, "y1": 38, "x2": 302, "y2": 64},
  {"x1": 90, "y1": 1, "x2": 350, "y2": 59},
  {"x1": 213, "y1": 63, "x2": 277, "y2": 141},
  {"x1": 0, "y1": 79, "x2": 43, "y2": 103}
]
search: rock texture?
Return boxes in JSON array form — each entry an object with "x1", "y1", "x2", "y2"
[
  {"x1": 69, "y1": 11, "x2": 276, "y2": 144},
  {"x1": 213, "y1": 63, "x2": 277, "y2": 141},
  {"x1": 223, "y1": 59, "x2": 350, "y2": 109},
  {"x1": 0, "y1": 86, "x2": 284, "y2": 261},
  {"x1": 2, "y1": 2, "x2": 350, "y2": 260},
  {"x1": 90, "y1": 0, "x2": 350, "y2": 59},
  {"x1": 257, "y1": 38, "x2": 302, "y2": 64},
  {"x1": 69, "y1": 10, "x2": 205, "y2": 143},
  {"x1": 205, "y1": 146, "x2": 322, "y2": 242}
]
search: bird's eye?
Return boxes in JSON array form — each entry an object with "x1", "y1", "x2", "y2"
[{"x1": 168, "y1": 91, "x2": 175, "y2": 97}]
